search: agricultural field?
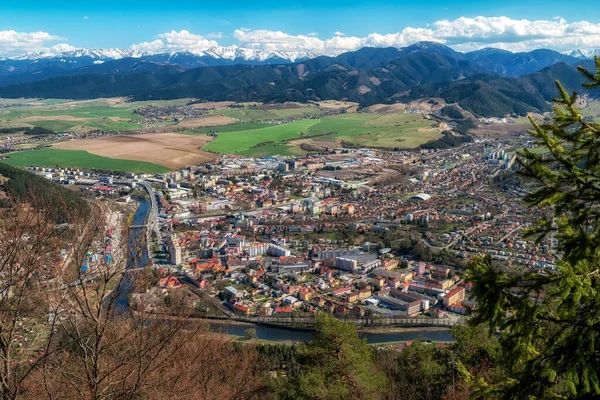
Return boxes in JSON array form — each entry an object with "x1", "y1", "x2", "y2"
[
  {"x1": 202, "y1": 119, "x2": 319, "y2": 154},
  {"x1": 202, "y1": 112, "x2": 440, "y2": 156},
  {"x1": 0, "y1": 98, "x2": 195, "y2": 133},
  {"x1": 54, "y1": 132, "x2": 216, "y2": 169},
  {"x1": 0, "y1": 99, "x2": 446, "y2": 167},
  {"x1": 185, "y1": 122, "x2": 276, "y2": 135},
  {"x1": 0, "y1": 148, "x2": 169, "y2": 173},
  {"x1": 305, "y1": 113, "x2": 439, "y2": 148},
  {"x1": 208, "y1": 103, "x2": 322, "y2": 121}
]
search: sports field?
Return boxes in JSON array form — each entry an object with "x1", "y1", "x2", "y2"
[
  {"x1": 202, "y1": 113, "x2": 440, "y2": 156},
  {"x1": 0, "y1": 149, "x2": 170, "y2": 173}
]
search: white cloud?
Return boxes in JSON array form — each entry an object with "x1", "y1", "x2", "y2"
[
  {"x1": 83, "y1": 16, "x2": 88, "y2": 20},
  {"x1": 49, "y1": 43, "x2": 77, "y2": 54},
  {"x1": 230, "y1": 17, "x2": 600, "y2": 55},
  {"x1": 5, "y1": 16, "x2": 600, "y2": 58},
  {"x1": 0, "y1": 30, "x2": 63, "y2": 56},
  {"x1": 130, "y1": 30, "x2": 219, "y2": 54}
]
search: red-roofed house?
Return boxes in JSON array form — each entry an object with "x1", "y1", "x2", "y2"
[{"x1": 443, "y1": 286, "x2": 465, "y2": 308}]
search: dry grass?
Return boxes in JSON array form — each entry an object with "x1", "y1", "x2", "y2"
[
  {"x1": 54, "y1": 132, "x2": 217, "y2": 169},
  {"x1": 175, "y1": 115, "x2": 236, "y2": 129}
]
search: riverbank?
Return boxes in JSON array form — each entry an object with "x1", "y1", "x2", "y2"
[
  {"x1": 358, "y1": 326, "x2": 453, "y2": 334},
  {"x1": 144, "y1": 312, "x2": 456, "y2": 343},
  {"x1": 206, "y1": 320, "x2": 455, "y2": 344}
]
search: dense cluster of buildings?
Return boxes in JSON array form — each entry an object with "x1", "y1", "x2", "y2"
[{"x1": 23, "y1": 128, "x2": 553, "y2": 324}]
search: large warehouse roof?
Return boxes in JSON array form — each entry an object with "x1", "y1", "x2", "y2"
[{"x1": 409, "y1": 193, "x2": 431, "y2": 202}]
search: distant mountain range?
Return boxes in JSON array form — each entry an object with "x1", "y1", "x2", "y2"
[
  {"x1": 0, "y1": 47, "x2": 314, "y2": 85},
  {"x1": 562, "y1": 49, "x2": 600, "y2": 60},
  {"x1": 0, "y1": 42, "x2": 597, "y2": 118}
]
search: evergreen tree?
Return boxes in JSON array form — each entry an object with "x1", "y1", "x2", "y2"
[
  {"x1": 466, "y1": 57, "x2": 600, "y2": 398},
  {"x1": 274, "y1": 313, "x2": 387, "y2": 400}
]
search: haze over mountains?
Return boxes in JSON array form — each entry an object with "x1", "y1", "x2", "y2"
[{"x1": 0, "y1": 42, "x2": 597, "y2": 118}]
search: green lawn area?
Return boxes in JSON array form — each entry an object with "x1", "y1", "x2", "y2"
[
  {"x1": 202, "y1": 112, "x2": 440, "y2": 156},
  {"x1": 1, "y1": 148, "x2": 170, "y2": 173}
]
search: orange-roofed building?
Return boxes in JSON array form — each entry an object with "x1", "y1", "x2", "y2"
[{"x1": 443, "y1": 286, "x2": 466, "y2": 308}]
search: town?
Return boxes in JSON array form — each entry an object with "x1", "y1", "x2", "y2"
[{"x1": 25, "y1": 129, "x2": 552, "y2": 328}]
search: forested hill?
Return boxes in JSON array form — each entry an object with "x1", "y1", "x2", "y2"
[
  {"x1": 0, "y1": 43, "x2": 596, "y2": 118},
  {"x1": 0, "y1": 164, "x2": 89, "y2": 223}
]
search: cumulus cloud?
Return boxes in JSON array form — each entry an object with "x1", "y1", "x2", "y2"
[
  {"x1": 0, "y1": 30, "x2": 64, "y2": 56},
  {"x1": 5, "y1": 16, "x2": 600, "y2": 58},
  {"x1": 231, "y1": 16, "x2": 600, "y2": 55},
  {"x1": 130, "y1": 30, "x2": 219, "y2": 54},
  {"x1": 49, "y1": 43, "x2": 78, "y2": 54}
]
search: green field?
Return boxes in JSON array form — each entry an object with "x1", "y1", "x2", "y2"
[
  {"x1": 202, "y1": 113, "x2": 440, "y2": 156},
  {"x1": 184, "y1": 122, "x2": 276, "y2": 135},
  {"x1": 1, "y1": 149, "x2": 170, "y2": 173},
  {"x1": 307, "y1": 113, "x2": 438, "y2": 148},
  {"x1": 203, "y1": 119, "x2": 319, "y2": 154},
  {"x1": 0, "y1": 98, "x2": 196, "y2": 133},
  {"x1": 237, "y1": 143, "x2": 307, "y2": 157}
]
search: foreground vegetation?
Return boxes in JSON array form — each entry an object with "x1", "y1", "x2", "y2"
[{"x1": 466, "y1": 59, "x2": 600, "y2": 397}]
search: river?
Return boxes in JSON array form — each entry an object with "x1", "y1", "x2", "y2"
[
  {"x1": 120, "y1": 198, "x2": 455, "y2": 343},
  {"x1": 207, "y1": 321, "x2": 454, "y2": 343},
  {"x1": 113, "y1": 197, "x2": 150, "y2": 313}
]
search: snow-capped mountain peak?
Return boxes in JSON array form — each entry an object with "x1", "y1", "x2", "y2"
[
  {"x1": 7, "y1": 46, "x2": 315, "y2": 64},
  {"x1": 562, "y1": 49, "x2": 600, "y2": 60},
  {"x1": 8, "y1": 48, "x2": 154, "y2": 61}
]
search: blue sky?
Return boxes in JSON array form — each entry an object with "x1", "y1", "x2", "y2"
[{"x1": 1, "y1": 0, "x2": 600, "y2": 56}]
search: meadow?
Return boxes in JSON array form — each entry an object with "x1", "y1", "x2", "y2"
[
  {"x1": 202, "y1": 112, "x2": 440, "y2": 156},
  {"x1": 306, "y1": 113, "x2": 439, "y2": 148},
  {"x1": 202, "y1": 119, "x2": 320, "y2": 154},
  {"x1": 1, "y1": 148, "x2": 170, "y2": 173},
  {"x1": 0, "y1": 98, "x2": 194, "y2": 133},
  {"x1": 184, "y1": 122, "x2": 275, "y2": 134}
]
